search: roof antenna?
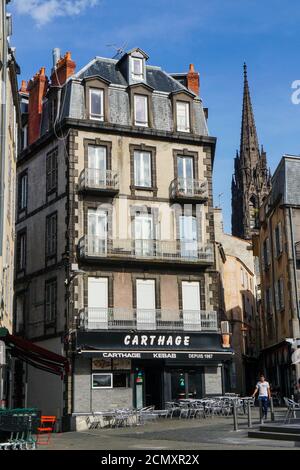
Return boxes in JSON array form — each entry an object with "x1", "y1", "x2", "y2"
[{"x1": 106, "y1": 42, "x2": 128, "y2": 59}]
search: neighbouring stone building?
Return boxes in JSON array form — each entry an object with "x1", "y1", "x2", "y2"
[
  {"x1": 0, "y1": 0, "x2": 21, "y2": 407},
  {"x1": 214, "y1": 208, "x2": 258, "y2": 395},
  {"x1": 15, "y1": 47, "x2": 232, "y2": 427},
  {"x1": 253, "y1": 155, "x2": 300, "y2": 398},
  {"x1": 231, "y1": 64, "x2": 271, "y2": 240}
]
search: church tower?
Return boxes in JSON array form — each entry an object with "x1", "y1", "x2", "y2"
[{"x1": 231, "y1": 64, "x2": 271, "y2": 239}]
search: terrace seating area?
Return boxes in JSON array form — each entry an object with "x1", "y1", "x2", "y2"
[{"x1": 84, "y1": 396, "x2": 255, "y2": 430}]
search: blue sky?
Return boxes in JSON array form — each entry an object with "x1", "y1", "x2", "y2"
[{"x1": 9, "y1": 0, "x2": 300, "y2": 232}]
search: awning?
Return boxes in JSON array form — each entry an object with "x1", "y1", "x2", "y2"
[
  {"x1": 0, "y1": 328, "x2": 69, "y2": 377},
  {"x1": 76, "y1": 330, "x2": 234, "y2": 362}
]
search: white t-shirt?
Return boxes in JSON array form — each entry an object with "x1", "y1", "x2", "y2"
[{"x1": 256, "y1": 381, "x2": 270, "y2": 397}]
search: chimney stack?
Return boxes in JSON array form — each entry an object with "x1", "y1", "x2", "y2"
[
  {"x1": 19, "y1": 80, "x2": 28, "y2": 94},
  {"x1": 27, "y1": 67, "x2": 48, "y2": 145},
  {"x1": 51, "y1": 51, "x2": 76, "y2": 87},
  {"x1": 186, "y1": 63, "x2": 200, "y2": 96}
]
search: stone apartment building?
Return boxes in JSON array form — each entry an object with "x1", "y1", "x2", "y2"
[
  {"x1": 253, "y1": 155, "x2": 300, "y2": 398},
  {"x1": 15, "y1": 47, "x2": 232, "y2": 426},
  {"x1": 214, "y1": 208, "x2": 258, "y2": 395},
  {"x1": 0, "y1": 0, "x2": 20, "y2": 407}
]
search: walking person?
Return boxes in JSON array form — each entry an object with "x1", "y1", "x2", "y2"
[{"x1": 252, "y1": 373, "x2": 271, "y2": 421}]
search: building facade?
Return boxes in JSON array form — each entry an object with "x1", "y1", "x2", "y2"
[
  {"x1": 215, "y1": 208, "x2": 258, "y2": 395},
  {"x1": 15, "y1": 48, "x2": 232, "y2": 426},
  {"x1": 0, "y1": 0, "x2": 20, "y2": 407},
  {"x1": 231, "y1": 64, "x2": 271, "y2": 240},
  {"x1": 254, "y1": 155, "x2": 300, "y2": 398}
]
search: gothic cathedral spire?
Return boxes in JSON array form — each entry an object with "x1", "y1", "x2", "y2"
[{"x1": 231, "y1": 64, "x2": 271, "y2": 240}]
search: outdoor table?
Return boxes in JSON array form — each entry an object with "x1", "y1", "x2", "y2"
[{"x1": 93, "y1": 411, "x2": 116, "y2": 428}]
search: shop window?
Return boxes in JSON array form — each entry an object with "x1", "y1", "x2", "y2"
[
  {"x1": 92, "y1": 373, "x2": 112, "y2": 389},
  {"x1": 113, "y1": 372, "x2": 130, "y2": 388}
]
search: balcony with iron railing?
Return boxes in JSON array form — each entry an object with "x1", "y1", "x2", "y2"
[
  {"x1": 78, "y1": 168, "x2": 119, "y2": 195},
  {"x1": 78, "y1": 237, "x2": 214, "y2": 265},
  {"x1": 78, "y1": 307, "x2": 219, "y2": 332},
  {"x1": 170, "y1": 177, "x2": 208, "y2": 202}
]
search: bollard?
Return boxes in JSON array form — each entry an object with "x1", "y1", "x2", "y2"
[
  {"x1": 270, "y1": 396, "x2": 275, "y2": 422},
  {"x1": 259, "y1": 398, "x2": 263, "y2": 424},
  {"x1": 233, "y1": 401, "x2": 238, "y2": 431},
  {"x1": 247, "y1": 400, "x2": 252, "y2": 428}
]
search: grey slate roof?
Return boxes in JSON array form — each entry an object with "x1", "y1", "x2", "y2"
[
  {"x1": 78, "y1": 59, "x2": 128, "y2": 86},
  {"x1": 76, "y1": 57, "x2": 187, "y2": 94}
]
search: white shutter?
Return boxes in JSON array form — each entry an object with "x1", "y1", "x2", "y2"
[
  {"x1": 134, "y1": 95, "x2": 148, "y2": 126},
  {"x1": 136, "y1": 279, "x2": 156, "y2": 330},
  {"x1": 176, "y1": 102, "x2": 190, "y2": 132},
  {"x1": 88, "y1": 277, "x2": 108, "y2": 329},
  {"x1": 182, "y1": 281, "x2": 201, "y2": 331}
]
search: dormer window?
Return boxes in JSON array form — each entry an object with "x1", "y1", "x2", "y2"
[
  {"x1": 132, "y1": 58, "x2": 144, "y2": 80},
  {"x1": 89, "y1": 88, "x2": 104, "y2": 121},
  {"x1": 176, "y1": 101, "x2": 190, "y2": 132},
  {"x1": 134, "y1": 94, "x2": 148, "y2": 127}
]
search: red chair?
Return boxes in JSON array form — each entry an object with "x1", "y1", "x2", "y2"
[{"x1": 36, "y1": 416, "x2": 56, "y2": 445}]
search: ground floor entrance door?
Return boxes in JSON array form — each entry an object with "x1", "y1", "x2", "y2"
[
  {"x1": 169, "y1": 368, "x2": 204, "y2": 400},
  {"x1": 133, "y1": 361, "x2": 163, "y2": 409}
]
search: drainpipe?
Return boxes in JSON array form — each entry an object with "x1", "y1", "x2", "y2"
[{"x1": 0, "y1": 0, "x2": 8, "y2": 257}]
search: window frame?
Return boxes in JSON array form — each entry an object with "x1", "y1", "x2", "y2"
[
  {"x1": 132, "y1": 57, "x2": 144, "y2": 80},
  {"x1": 176, "y1": 101, "x2": 190, "y2": 133},
  {"x1": 45, "y1": 212, "x2": 57, "y2": 260},
  {"x1": 134, "y1": 150, "x2": 152, "y2": 188},
  {"x1": 89, "y1": 87, "x2": 104, "y2": 121},
  {"x1": 45, "y1": 278, "x2": 57, "y2": 326},
  {"x1": 46, "y1": 148, "x2": 58, "y2": 196},
  {"x1": 18, "y1": 170, "x2": 28, "y2": 214},
  {"x1": 16, "y1": 230, "x2": 26, "y2": 273},
  {"x1": 274, "y1": 222, "x2": 283, "y2": 258},
  {"x1": 134, "y1": 94, "x2": 148, "y2": 127},
  {"x1": 129, "y1": 144, "x2": 157, "y2": 195},
  {"x1": 92, "y1": 373, "x2": 113, "y2": 389}
]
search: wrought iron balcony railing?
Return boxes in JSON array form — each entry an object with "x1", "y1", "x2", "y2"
[
  {"x1": 79, "y1": 168, "x2": 119, "y2": 193},
  {"x1": 170, "y1": 177, "x2": 208, "y2": 201},
  {"x1": 78, "y1": 307, "x2": 219, "y2": 332},
  {"x1": 78, "y1": 237, "x2": 214, "y2": 264}
]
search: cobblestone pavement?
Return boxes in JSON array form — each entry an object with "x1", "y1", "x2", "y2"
[{"x1": 41, "y1": 410, "x2": 298, "y2": 450}]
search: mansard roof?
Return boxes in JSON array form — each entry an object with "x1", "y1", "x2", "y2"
[{"x1": 75, "y1": 57, "x2": 189, "y2": 94}]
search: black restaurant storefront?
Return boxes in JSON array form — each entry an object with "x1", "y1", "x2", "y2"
[{"x1": 72, "y1": 331, "x2": 233, "y2": 416}]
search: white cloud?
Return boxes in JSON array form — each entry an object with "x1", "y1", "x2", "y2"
[{"x1": 14, "y1": 0, "x2": 98, "y2": 26}]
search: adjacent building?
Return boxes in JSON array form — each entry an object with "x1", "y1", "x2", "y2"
[
  {"x1": 215, "y1": 208, "x2": 258, "y2": 395},
  {"x1": 0, "y1": 0, "x2": 21, "y2": 407},
  {"x1": 15, "y1": 48, "x2": 232, "y2": 426},
  {"x1": 253, "y1": 155, "x2": 300, "y2": 397}
]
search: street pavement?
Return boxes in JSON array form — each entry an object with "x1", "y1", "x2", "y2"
[{"x1": 40, "y1": 409, "x2": 299, "y2": 450}]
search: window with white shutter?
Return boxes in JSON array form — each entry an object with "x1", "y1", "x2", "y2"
[
  {"x1": 176, "y1": 101, "x2": 190, "y2": 132},
  {"x1": 89, "y1": 88, "x2": 104, "y2": 121},
  {"x1": 134, "y1": 95, "x2": 148, "y2": 126},
  {"x1": 134, "y1": 151, "x2": 152, "y2": 187}
]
